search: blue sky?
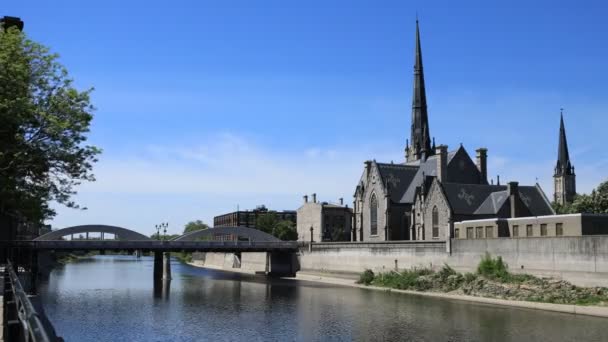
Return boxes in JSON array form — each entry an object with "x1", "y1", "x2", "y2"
[{"x1": 6, "y1": 1, "x2": 608, "y2": 235}]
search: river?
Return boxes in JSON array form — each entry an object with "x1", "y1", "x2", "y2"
[{"x1": 38, "y1": 255, "x2": 606, "y2": 341}]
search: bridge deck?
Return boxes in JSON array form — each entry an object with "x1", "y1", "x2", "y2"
[{"x1": 9, "y1": 240, "x2": 298, "y2": 252}]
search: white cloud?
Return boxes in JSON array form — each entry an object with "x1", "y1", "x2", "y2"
[{"x1": 50, "y1": 133, "x2": 395, "y2": 234}]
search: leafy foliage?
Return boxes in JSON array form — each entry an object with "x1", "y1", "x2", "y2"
[
  {"x1": 477, "y1": 253, "x2": 509, "y2": 281},
  {"x1": 255, "y1": 213, "x2": 298, "y2": 241},
  {"x1": 183, "y1": 220, "x2": 210, "y2": 234},
  {"x1": 0, "y1": 26, "x2": 100, "y2": 223},
  {"x1": 552, "y1": 179, "x2": 608, "y2": 214},
  {"x1": 357, "y1": 269, "x2": 374, "y2": 285}
]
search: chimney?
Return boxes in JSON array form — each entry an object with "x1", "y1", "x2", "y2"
[
  {"x1": 476, "y1": 148, "x2": 488, "y2": 184},
  {"x1": 312, "y1": 193, "x2": 317, "y2": 203},
  {"x1": 507, "y1": 181, "x2": 520, "y2": 218},
  {"x1": 0, "y1": 16, "x2": 24, "y2": 31},
  {"x1": 497, "y1": 175, "x2": 501, "y2": 186},
  {"x1": 436, "y1": 145, "x2": 448, "y2": 182},
  {"x1": 303, "y1": 195, "x2": 308, "y2": 204},
  {"x1": 339, "y1": 198, "x2": 344, "y2": 206}
]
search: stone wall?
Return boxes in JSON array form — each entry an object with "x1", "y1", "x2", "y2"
[
  {"x1": 423, "y1": 180, "x2": 452, "y2": 240},
  {"x1": 299, "y1": 236, "x2": 608, "y2": 287}
]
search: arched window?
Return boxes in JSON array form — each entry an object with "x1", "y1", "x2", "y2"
[
  {"x1": 432, "y1": 206, "x2": 439, "y2": 238},
  {"x1": 370, "y1": 193, "x2": 378, "y2": 236}
]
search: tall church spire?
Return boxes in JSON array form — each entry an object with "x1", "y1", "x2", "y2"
[
  {"x1": 554, "y1": 109, "x2": 576, "y2": 205},
  {"x1": 555, "y1": 110, "x2": 572, "y2": 175},
  {"x1": 406, "y1": 19, "x2": 433, "y2": 162}
]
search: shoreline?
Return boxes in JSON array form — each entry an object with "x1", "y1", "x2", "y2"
[
  {"x1": 182, "y1": 261, "x2": 608, "y2": 318},
  {"x1": 288, "y1": 272, "x2": 608, "y2": 318}
]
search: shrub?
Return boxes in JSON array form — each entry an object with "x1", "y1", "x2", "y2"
[
  {"x1": 438, "y1": 264, "x2": 457, "y2": 280},
  {"x1": 357, "y1": 269, "x2": 375, "y2": 285},
  {"x1": 463, "y1": 272, "x2": 477, "y2": 283},
  {"x1": 477, "y1": 253, "x2": 510, "y2": 281}
]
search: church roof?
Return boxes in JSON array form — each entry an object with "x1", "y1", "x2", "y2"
[
  {"x1": 440, "y1": 183, "x2": 554, "y2": 216},
  {"x1": 398, "y1": 149, "x2": 459, "y2": 203},
  {"x1": 375, "y1": 163, "x2": 418, "y2": 201}
]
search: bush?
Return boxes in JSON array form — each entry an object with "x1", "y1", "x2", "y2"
[
  {"x1": 463, "y1": 272, "x2": 477, "y2": 283},
  {"x1": 357, "y1": 269, "x2": 375, "y2": 285},
  {"x1": 438, "y1": 264, "x2": 457, "y2": 280},
  {"x1": 477, "y1": 253, "x2": 510, "y2": 281}
]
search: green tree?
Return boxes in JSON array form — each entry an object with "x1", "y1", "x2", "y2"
[
  {"x1": 183, "y1": 220, "x2": 210, "y2": 234},
  {"x1": 273, "y1": 220, "x2": 298, "y2": 241},
  {"x1": 0, "y1": 26, "x2": 100, "y2": 224},
  {"x1": 255, "y1": 213, "x2": 278, "y2": 235},
  {"x1": 255, "y1": 213, "x2": 297, "y2": 240},
  {"x1": 552, "y1": 180, "x2": 608, "y2": 214}
]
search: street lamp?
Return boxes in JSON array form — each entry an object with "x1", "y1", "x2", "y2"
[
  {"x1": 155, "y1": 224, "x2": 161, "y2": 241},
  {"x1": 162, "y1": 222, "x2": 168, "y2": 240}
]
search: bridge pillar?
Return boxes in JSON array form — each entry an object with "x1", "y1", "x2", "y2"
[
  {"x1": 153, "y1": 252, "x2": 172, "y2": 281},
  {"x1": 163, "y1": 252, "x2": 172, "y2": 281},
  {"x1": 153, "y1": 251, "x2": 163, "y2": 281}
]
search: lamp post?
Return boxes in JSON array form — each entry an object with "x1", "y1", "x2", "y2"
[
  {"x1": 155, "y1": 224, "x2": 161, "y2": 241},
  {"x1": 162, "y1": 222, "x2": 168, "y2": 241}
]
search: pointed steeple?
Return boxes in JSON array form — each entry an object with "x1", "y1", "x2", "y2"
[
  {"x1": 555, "y1": 109, "x2": 573, "y2": 176},
  {"x1": 554, "y1": 109, "x2": 576, "y2": 205},
  {"x1": 406, "y1": 19, "x2": 433, "y2": 162}
]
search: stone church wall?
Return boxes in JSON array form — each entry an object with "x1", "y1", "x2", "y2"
[
  {"x1": 422, "y1": 181, "x2": 452, "y2": 240},
  {"x1": 360, "y1": 164, "x2": 388, "y2": 242}
]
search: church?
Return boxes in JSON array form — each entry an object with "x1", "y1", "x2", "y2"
[{"x1": 352, "y1": 21, "x2": 557, "y2": 242}]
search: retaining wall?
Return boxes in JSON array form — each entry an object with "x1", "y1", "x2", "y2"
[{"x1": 298, "y1": 236, "x2": 608, "y2": 287}]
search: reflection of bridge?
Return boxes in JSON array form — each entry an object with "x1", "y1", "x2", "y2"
[{"x1": 11, "y1": 225, "x2": 298, "y2": 281}]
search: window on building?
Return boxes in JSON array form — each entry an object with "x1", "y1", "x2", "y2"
[
  {"x1": 466, "y1": 227, "x2": 474, "y2": 239},
  {"x1": 370, "y1": 193, "x2": 378, "y2": 236},
  {"x1": 540, "y1": 224, "x2": 547, "y2": 236},
  {"x1": 556, "y1": 223, "x2": 563, "y2": 236},
  {"x1": 432, "y1": 206, "x2": 439, "y2": 238},
  {"x1": 454, "y1": 228, "x2": 460, "y2": 239},
  {"x1": 475, "y1": 226, "x2": 483, "y2": 239},
  {"x1": 513, "y1": 225, "x2": 519, "y2": 237},
  {"x1": 485, "y1": 226, "x2": 494, "y2": 239},
  {"x1": 526, "y1": 224, "x2": 533, "y2": 237}
]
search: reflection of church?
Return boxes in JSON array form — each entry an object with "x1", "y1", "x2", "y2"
[{"x1": 352, "y1": 21, "x2": 556, "y2": 241}]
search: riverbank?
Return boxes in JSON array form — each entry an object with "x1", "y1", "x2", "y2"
[
  {"x1": 290, "y1": 272, "x2": 608, "y2": 318},
  {"x1": 182, "y1": 255, "x2": 608, "y2": 318}
]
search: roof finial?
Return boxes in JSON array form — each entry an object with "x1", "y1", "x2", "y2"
[{"x1": 416, "y1": 11, "x2": 418, "y2": 23}]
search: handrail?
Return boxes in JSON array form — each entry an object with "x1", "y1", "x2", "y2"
[{"x1": 5, "y1": 260, "x2": 55, "y2": 342}]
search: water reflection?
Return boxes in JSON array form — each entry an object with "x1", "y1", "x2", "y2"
[{"x1": 38, "y1": 255, "x2": 606, "y2": 342}]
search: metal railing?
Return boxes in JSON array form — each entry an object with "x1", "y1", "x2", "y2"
[{"x1": 4, "y1": 260, "x2": 57, "y2": 342}]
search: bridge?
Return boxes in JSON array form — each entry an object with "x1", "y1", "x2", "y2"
[{"x1": 7, "y1": 225, "x2": 299, "y2": 284}]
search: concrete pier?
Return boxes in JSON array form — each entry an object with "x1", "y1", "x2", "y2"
[{"x1": 153, "y1": 252, "x2": 172, "y2": 281}]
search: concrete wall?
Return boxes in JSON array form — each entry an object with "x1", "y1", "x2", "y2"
[
  {"x1": 191, "y1": 251, "x2": 295, "y2": 276},
  {"x1": 298, "y1": 236, "x2": 608, "y2": 287},
  {"x1": 299, "y1": 241, "x2": 448, "y2": 275}
]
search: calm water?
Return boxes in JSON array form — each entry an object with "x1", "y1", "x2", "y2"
[{"x1": 38, "y1": 255, "x2": 607, "y2": 342}]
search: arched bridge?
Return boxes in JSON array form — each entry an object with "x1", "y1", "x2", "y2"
[
  {"x1": 174, "y1": 226, "x2": 281, "y2": 242},
  {"x1": 35, "y1": 224, "x2": 151, "y2": 241},
  {"x1": 22, "y1": 226, "x2": 297, "y2": 253}
]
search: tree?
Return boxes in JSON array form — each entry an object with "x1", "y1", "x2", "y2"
[
  {"x1": 255, "y1": 213, "x2": 297, "y2": 241},
  {"x1": 273, "y1": 220, "x2": 298, "y2": 241},
  {"x1": 183, "y1": 220, "x2": 210, "y2": 234},
  {"x1": 0, "y1": 26, "x2": 100, "y2": 224},
  {"x1": 552, "y1": 180, "x2": 608, "y2": 214}
]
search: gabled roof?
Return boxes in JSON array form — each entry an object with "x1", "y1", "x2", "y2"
[
  {"x1": 375, "y1": 163, "x2": 418, "y2": 201},
  {"x1": 399, "y1": 148, "x2": 460, "y2": 203},
  {"x1": 442, "y1": 183, "x2": 506, "y2": 215},
  {"x1": 440, "y1": 183, "x2": 555, "y2": 216}
]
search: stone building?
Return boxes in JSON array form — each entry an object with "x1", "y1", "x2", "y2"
[
  {"x1": 352, "y1": 20, "x2": 555, "y2": 241},
  {"x1": 297, "y1": 194, "x2": 352, "y2": 242},
  {"x1": 553, "y1": 111, "x2": 576, "y2": 205}
]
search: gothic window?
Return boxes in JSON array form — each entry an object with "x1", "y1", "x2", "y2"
[
  {"x1": 432, "y1": 206, "x2": 439, "y2": 238},
  {"x1": 370, "y1": 193, "x2": 378, "y2": 236}
]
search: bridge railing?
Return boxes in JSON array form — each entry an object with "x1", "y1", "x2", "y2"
[
  {"x1": 15, "y1": 240, "x2": 299, "y2": 251},
  {"x1": 4, "y1": 260, "x2": 58, "y2": 342}
]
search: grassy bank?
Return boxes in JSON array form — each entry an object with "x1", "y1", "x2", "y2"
[{"x1": 357, "y1": 254, "x2": 608, "y2": 306}]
